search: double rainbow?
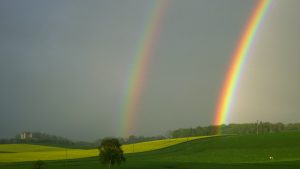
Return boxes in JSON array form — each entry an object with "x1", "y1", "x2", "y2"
[
  {"x1": 214, "y1": 0, "x2": 272, "y2": 131},
  {"x1": 120, "y1": 0, "x2": 272, "y2": 137}
]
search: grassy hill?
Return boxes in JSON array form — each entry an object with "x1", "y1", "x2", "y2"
[
  {"x1": 130, "y1": 131, "x2": 300, "y2": 163},
  {"x1": 1, "y1": 132, "x2": 300, "y2": 169},
  {"x1": 0, "y1": 136, "x2": 210, "y2": 163}
]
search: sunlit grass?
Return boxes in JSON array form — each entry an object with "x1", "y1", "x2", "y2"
[
  {"x1": 0, "y1": 144, "x2": 65, "y2": 153},
  {"x1": 0, "y1": 136, "x2": 212, "y2": 162},
  {"x1": 122, "y1": 136, "x2": 212, "y2": 153}
]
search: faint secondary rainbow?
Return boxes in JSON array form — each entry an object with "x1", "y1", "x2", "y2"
[
  {"x1": 214, "y1": 0, "x2": 271, "y2": 132},
  {"x1": 120, "y1": 0, "x2": 169, "y2": 137}
]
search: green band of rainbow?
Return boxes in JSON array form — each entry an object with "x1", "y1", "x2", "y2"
[
  {"x1": 214, "y1": 0, "x2": 271, "y2": 132},
  {"x1": 120, "y1": 0, "x2": 169, "y2": 137}
]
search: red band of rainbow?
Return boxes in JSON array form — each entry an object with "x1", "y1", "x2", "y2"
[{"x1": 214, "y1": 0, "x2": 272, "y2": 133}]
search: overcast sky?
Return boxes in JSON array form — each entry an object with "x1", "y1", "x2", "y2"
[{"x1": 0, "y1": 0, "x2": 299, "y2": 141}]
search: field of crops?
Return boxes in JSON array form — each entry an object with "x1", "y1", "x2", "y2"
[
  {"x1": 1, "y1": 132, "x2": 300, "y2": 169},
  {"x1": 0, "y1": 144, "x2": 66, "y2": 153},
  {"x1": 0, "y1": 136, "x2": 209, "y2": 163},
  {"x1": 133, "y1": 132, "x2": 300, "y2": 163}
]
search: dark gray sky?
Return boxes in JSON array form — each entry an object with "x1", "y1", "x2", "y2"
[{"x1": 0, "y1": 0, "x2": 299, "y2": 141}]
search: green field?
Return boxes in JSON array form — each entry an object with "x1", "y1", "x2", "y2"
[
  {"x1": 1, "y1": 132, "x2": 300, "y2": 169},
  {"x1": 0, "y1": 136, "x2": 209, "y2": 163}
]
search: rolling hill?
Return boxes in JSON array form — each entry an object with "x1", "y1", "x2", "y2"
[
  {"x1": 1, "y1": 132, "x2": 300, "y2": 169},
  {"x1": 0, "y1": 136, "x2": 210, "y2": 163}
]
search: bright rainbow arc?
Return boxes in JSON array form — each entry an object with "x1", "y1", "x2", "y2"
[
  {"x1": 214, "y1": 0, "x2": 271, "y2": 132},
  {"x1": 120, "y1": 0, "x2": 169, "y2": 137}
]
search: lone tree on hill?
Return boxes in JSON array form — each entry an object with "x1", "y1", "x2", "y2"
[{"x1": 98, "y1": 138, "x2": 125, "y2": 169}]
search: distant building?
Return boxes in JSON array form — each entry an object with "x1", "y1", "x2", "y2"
[{"x1": 20, "y1": 132, "x2": 32, "y2": 140}]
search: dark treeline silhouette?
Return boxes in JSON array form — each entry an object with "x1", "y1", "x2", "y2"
[
  {"x1": 0, "y1": 132, "x2": 97, "y2": 149},
  {"x1": 96, "y1": 135, "x2": 167, "y2": 145},
  {"x1": 118, "y1": 135, "x2": 166, "y2": 144},
  {"x1": 109, "y1": 122, "x2": 300, "y2": 144},
  {"x1": 0, "y1": 132, "x2": 166, "y2": 147},
  {"x1": 169, "y1": 122, "x2": 300, "y2": 138}
]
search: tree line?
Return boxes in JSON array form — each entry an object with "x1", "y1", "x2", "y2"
[
  {"x1": 0, "y1": 132, "x2": 96, "y2": 148},
  {"x1": 1, "y1": 122, "x2": 300, "y2": 146},
  {"x1": 168, "y1": 122, "x2": 300, "y2": 138}
]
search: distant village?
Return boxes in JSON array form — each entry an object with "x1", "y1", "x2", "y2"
[
  {"x1": 0, "y1": 131, "x2": 78, "y2": 147},
  {"x1": 19, "y1": 132, "x2": 33, "y2": 140}
]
